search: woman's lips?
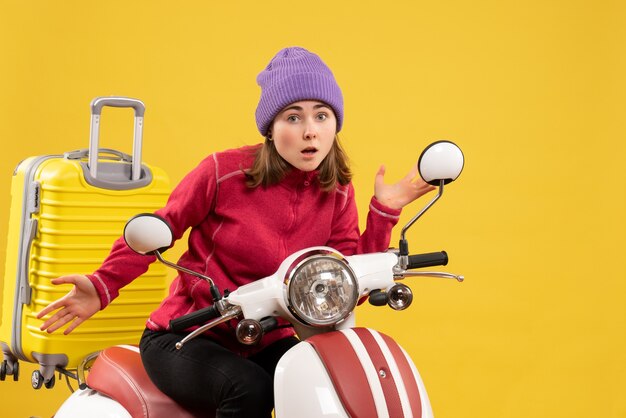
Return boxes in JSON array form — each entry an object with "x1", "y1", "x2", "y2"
[{"x1": 301, "y1": 147, "x2": 317, "y2": 159}]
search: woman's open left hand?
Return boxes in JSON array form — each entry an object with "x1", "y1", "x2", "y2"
[
  {"x1": 374, "y1": 164, "x2": 436, "y2": 210},
  {"x1": 36, "y1": 275, "x2": 101, "y2": 335}
]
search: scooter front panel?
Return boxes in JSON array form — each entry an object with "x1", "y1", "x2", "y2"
[
  {"x1": 307, "y1": 328, "x2": 432, "y2": 418},
  {"x1": 55, "y1": 389, "x2": 132, "y2": 418},
  {"x1": 379, "y1": 331, "x2": 434, "y2": 417},
  {"x1": 274, "y1": 342, "x2": 350, "y2": 418}
]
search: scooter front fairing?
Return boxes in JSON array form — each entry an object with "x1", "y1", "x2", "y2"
[{"x1": 274, "y1": 327, "x2": 433, "y2": 418}]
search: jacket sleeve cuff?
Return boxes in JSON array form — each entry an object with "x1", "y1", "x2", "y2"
[
  {"x1": 86, "y1": 273, "x2": 112, "y2": 310},
  {"x1": 369, "y1": 196, "x2": 402, "y2": 221}
]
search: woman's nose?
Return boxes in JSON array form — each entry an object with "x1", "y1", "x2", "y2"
[{"x1": 303, "y1": 123, "x2": 317, "y2": 140}]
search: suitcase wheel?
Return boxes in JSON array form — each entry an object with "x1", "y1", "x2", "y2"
[
  {"x1": 31, "y1": 369, "x2": 55, "y2": 389},
  {"x1": 1, "y1": 359, "x2": 19, "y2": 382},
  {"x1": 31, "y1": 370, "x2": 44, "y2": 389},
  {"x1": 45, "y1": 374, "x2": 56, "y2": 389}
]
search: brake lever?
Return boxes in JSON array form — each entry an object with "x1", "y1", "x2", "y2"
[
  {"x1": 395, "y1": 271, "x2": 464, "y2": 282},
  {"x1": 175, "y1": 306, "x2": 242, "y2": 350}
]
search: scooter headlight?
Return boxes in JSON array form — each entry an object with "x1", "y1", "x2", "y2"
[{"x1": 285, "y1": 250, "x2": 358, "y2": 327}]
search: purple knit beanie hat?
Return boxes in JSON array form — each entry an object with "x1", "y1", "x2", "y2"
[{"x1": 255, "y1": 47, "x2": 344, "y2": 136}]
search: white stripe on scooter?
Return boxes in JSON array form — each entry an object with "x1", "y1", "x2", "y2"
[
  {"x1": 370, "y1": 329, "x2": 413, "y2": 418},
  {"x1": 116, "y1": 345, "x2": 140, "y2": 353},
  {"x1": 401, "y1": 345, "x2": 433, "y2": 417},
  {"x1": 340, "y1": 329, "x2": 390, "y2": 418}
]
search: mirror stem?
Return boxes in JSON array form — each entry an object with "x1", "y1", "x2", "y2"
[
  {"x1": 399, "y1": 179, "x2": 445, "y2": 256},
  {"x1": 153, "y1": 250, "x2": 222, "y2": 301}
]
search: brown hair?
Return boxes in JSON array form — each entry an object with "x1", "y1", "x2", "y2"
[{"x1": 246, "y1": 136, "x2": 352, "y2": 191}]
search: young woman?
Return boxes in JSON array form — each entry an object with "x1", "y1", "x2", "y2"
[{"x1": 38, "y1": 47, "x2": 435, "y2": 417}]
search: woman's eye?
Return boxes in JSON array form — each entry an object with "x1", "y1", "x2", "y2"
[
  {"x1": 316, "y1": 113, "x2": 328, "y2": 121},
  {"x1": 287, "y1": 115, "x2": 299, "y2": 122}
]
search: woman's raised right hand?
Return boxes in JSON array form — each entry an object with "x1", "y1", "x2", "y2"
[{"x1": 36, "y1": 275, "x2": 101, "y2": 335}]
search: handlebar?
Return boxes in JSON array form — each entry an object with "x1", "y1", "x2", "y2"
[
  {"x1": 407, "y1": 251, "x2": 448, "y2": 269},
  {"x1": 169, "y1": 250, "x2": 452, "y2": 333},
  {"x1": 169, "y1": 305, "x2": 220, "y2": 332}
]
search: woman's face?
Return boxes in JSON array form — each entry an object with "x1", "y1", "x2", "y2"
[{"x1": 270, "y1": 100, "x2": 337, "y2": 172}]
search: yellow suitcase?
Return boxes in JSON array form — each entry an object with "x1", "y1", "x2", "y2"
[{"x1": 0, "y1": 97, "x2": 171, "y2": 389}]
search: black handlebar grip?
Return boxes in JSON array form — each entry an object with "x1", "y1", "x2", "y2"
[
  {"x1": 407, "y1": 251, "x2": 448, "y2": 269},
  {"x1": 169, "y1": 306, "x2": 220, "y2": 332},
  {"x1": 368, "y1": 289, "x2": 389, "y2": 306},
  {"x1": 260, "y1": 317, "x2": 279, "y2": 334}
]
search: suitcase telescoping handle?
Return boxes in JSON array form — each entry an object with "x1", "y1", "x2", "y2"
[{"x1": 89, "y1": 97, "x2": 145, "y2": 181}]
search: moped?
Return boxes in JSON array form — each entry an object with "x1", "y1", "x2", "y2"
[{"x1": 53, "y1": 140, "x2": 465, "y2": 418}]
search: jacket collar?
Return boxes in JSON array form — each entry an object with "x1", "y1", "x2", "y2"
[{"x1": 281, "y1": 167, "x2": 320, "y2": 188}]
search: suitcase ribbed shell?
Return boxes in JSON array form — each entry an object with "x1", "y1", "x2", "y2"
[{"x1": 1, "y1": 155, "x2": 170, "y2": 378}]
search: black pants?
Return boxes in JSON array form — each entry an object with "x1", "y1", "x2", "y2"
[{"x1": 139, "y1": 329, "x2": 299, "y2": 418}]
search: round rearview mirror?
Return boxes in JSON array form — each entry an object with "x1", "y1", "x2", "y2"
[
  {"x1": 418, "y1": 140, "x2": 464, "y2": 186},
  {"x1": 123, "y1": 214, "x2": 173, "y2": 255}
]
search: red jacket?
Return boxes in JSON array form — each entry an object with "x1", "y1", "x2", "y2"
[{"x1": 88, "y1": 145, "x2": 401, "y2": 355}]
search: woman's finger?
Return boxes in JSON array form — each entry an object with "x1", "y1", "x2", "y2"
[
  {"x1": 403, "y1": 164, "x2": 419, "y2": 181},
  {"x1": 40, "y1": 307, "x2": 68, "y2": 330},
  {"x1": 64, "y1": 316, "x2": 85, "y2": 335},
  {"x1": 41, "y1": 311, "x2": 73, "y2": 333},
  {"x1": 50, "y1": 275, "x2": 81, "y2": 286},
  {"x1": 36, "y1": 297, "x2": 67, "y2": 319},
  {"x1": 374, "y1": 165, "x2": 386, "y2": 186},
  {"x1": 36, "y1": 276, "x2": 79, "y2": 319}
]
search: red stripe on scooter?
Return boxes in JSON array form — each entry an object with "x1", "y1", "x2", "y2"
[
  {"x1": 381, "y1": 333, "x2": 423, "y2": 418},
  {"x1": 308, "y1": 332, "x2": 378, "y2": 417},
  {"x1": 353, "y1": 328, "x2": 404, "y2": 418}
]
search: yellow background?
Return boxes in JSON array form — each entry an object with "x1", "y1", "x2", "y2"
[{"x1": 1, "y1": 1, "x2": 625, "y2": 417}]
